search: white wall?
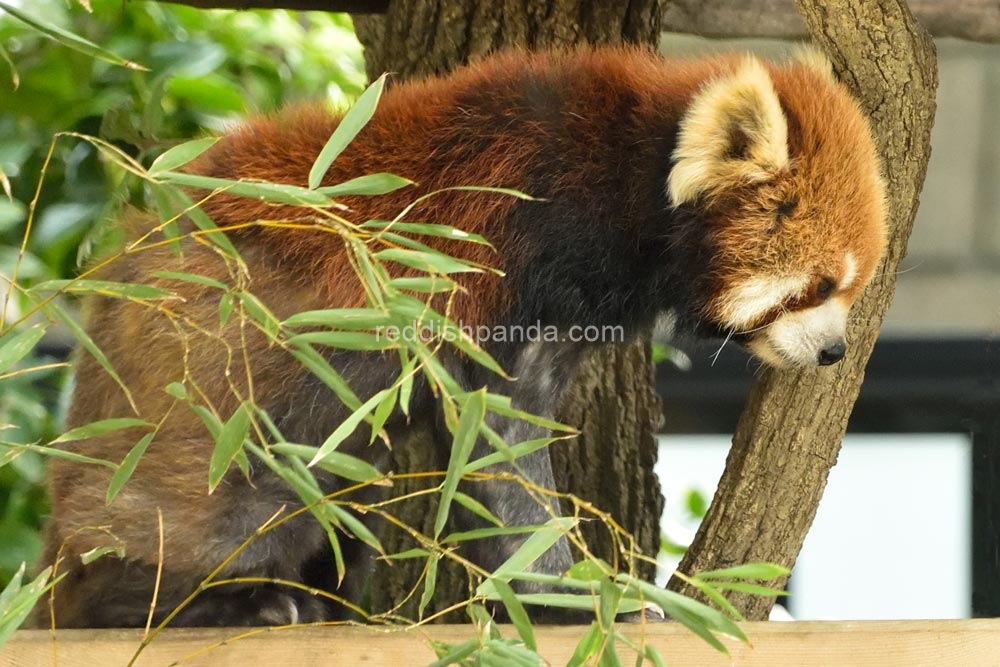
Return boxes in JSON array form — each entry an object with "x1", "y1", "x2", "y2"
[{"x1": 655, "y1": 434, "x2": 972, "y2": 620}]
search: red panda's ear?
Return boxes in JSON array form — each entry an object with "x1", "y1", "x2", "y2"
[{"x1": 667, "y1": 57, "x2": 790, "y2": 207}]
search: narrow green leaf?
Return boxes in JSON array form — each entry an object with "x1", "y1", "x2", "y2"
[
  {"x1": 240, "y1": 292, "x2": 281, "y2": 341},
  {"x1": 418, "y1": 553, "x2": 439, "y2": 618},
  {"x1": 282, "y1": 307, "x2": 393, "y2": 329},
  {"x1": 0, "y1": 2, "x2": 146, "y2": 71},
  {"x1": 158, "y1": 171, "x2": 333, "y2": 207},
  {"x1": 598, "y1": 578, "x2": 623, "y2": 629},
  {"x1": 696, "y1": 563, "x2": 790, "y2": 581},
  {"x1": 381, "y1": 548, "x2": 430, "y2": 561},
  {"x1": 427, "y1": 638, "x2": 480, "y2": 667},
  {"x1": 368, "y1": 385, "x2": 397, "y2": 446},
  {"x1": 165, "y1": 382, "x2": 188, "y2": 399},
  {"x1": 387, "y1": 276, "x2": 457, "y2": 294},
  {"x1": 152, "y1": 270, "x2": 229, "y2": 291},
  {"x1": 434, "y1": 389, "x2": 486, "y2": 538},
  {"x1": 32, "y1": 279, "x2": 174, "y2": 300},
  {"x1": 50, "y1": 418, "x2": 153, "y2": 444},
  {"x1": 324, "y1": 502, "x2": 382, "y2": 553},
  {"x1": 270, "y1": 443, "x2": 383, "y2": 483},
  {"x1": 452, "y1": 491, "x2": 502, "y2": 527},
  {"x1": 308, "y1": 388, "x2": 391, "y2": 466},
  {"x1": 0, "y1": 565, "x2": 54, "y2": 647},
  {"x1": 79, "y1": 545, "x2": 125, "y2": 565},
  {"x1": 617, "y1": 575, "x2": 746, "y2": 650},
  {"x1": 362, "y1": 219, "x2": 491, "y2": 245},
  {"x1": 376, "y1": 247, "x2": 484, "y2": 275},
  {"x1": 208, "y1": 402, "x2": 252, "y2": 491},
  {"x1": 0, "y1": 324, "x2": 45, "y2": 375},
  {"x1": 463, "y1": 438, "x2": 559, "y2": 474},
  {"x1": 286, "y1": 331, "x2": 395, "y2": 351},
  {"x1": 397, "y1": 353, "x2": 416, "y2": 417},
  {"x1": 566, "y1": 558, "x2": 613, "y2": 581},
  {"x1": 149, "y1": 137, "x2": 218, "y2": 176},
  {"x1": 106, "y1": 432, "x2": 155, "y2": 504},
  {"x1": 566, "y1": 622, "x2": 604, "y2": 667},
  {"x1": 317, "y1": 172, "x2": 413, "y2": 197},
  {"x1": 219, "y1": 291, "x2": 234, "y2": 327},
  {"x1": 287, "y1": 344, "x2": 362, "y2": 412},
  {"x1": 491, "y1": 578, "x2": 536, "y2": 651},
  {"x1": 308, "y1": 74, "x2": 388, "y2": 190},
  {"x1": 442, "y1": 524, "x2": 543, "y2": 544},
  {"x1": 706, "y1": 581, "x2": 790, "y2": 597},
  {"x1": 476, "y1": 517, "x2": 576, "y2": 597}
]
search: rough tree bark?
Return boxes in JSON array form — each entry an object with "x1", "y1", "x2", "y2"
[
  {"x1": 666, "y1": 0, "x2": 938, "y2": 620},
  {"x1": 350, "y1": 1, "x2": 665, "y2": 620}
]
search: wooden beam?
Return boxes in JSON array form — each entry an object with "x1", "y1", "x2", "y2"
[
  {"x1": 154, "y1": 1, "x2": 1000, "y2": 42},
  {"x1": 159, "y1": 0, "x2": 389, "y2": 13},
  {"x1": 663, "y1": 0, "x2": 1000, "y2": 43},
  {"x1": 4, "y1": 620, "x2": 1000, "y2": 667}
]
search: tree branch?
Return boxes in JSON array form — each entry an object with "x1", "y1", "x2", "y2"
[
  {"x1": 663, "y1": 0, "x2": 1000, "y2": 43},
  {"x1": 160, "y1": 0, "x2": 389, "y2": 13},
  {"x1": 158, "y1": 0, "x2": 1000, "y2": 42},
  {"x1": 666, "y1": 0, "x2": 938, "y2": 621}
]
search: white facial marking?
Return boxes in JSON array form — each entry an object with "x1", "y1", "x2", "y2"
[
  {"x1": 841, "y1": 252, "x2": 858, "y2": 290},
  {"x1": 749, "y1": 298, "x2": 850, "y2": 367},
  {"x1": 716, "y1": 275, "x2": 810, "y2": 330}
]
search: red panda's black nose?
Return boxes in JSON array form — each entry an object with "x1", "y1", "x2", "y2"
[{"x1": 818, "y1": 342, "x2": 846, "y2": 366}]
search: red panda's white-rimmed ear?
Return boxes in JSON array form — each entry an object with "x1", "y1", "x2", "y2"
[
  {"x1": 792, "y1": 44, "x2": 836, "y2": 82},
  {"x1": 668, "y1": 57, "x2": 789, "y2": 207}
]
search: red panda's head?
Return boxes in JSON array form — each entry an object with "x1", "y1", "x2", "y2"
[{"x1": 667, "y1": 50, "x2": 887, "y2": 368}]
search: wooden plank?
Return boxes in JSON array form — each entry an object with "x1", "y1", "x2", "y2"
[{"x1": 4, "y1": 620, "x2": 1000, "y2": 667}]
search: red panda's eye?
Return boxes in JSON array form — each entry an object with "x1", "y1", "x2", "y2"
[{"x1": 816, "y1": 277, "x2": 836, "y2": 301}]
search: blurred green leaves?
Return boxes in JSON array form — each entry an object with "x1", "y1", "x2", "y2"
[{"x1": 0, "y1": 0, "x2": 365, "y2": 594}]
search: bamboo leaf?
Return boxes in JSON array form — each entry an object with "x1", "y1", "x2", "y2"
[
  {"x1": 386, "y1": 276, "x2": 457, "y2": 294},
  {"x1": 376, "y1": 247, "x2": 484, "y2": 275},
  {"x1": 50, "y1": 418, "x2": 153, "y2": 444},
  {"x1": 283, "y1": 307, "x2": 393, "y2": 330},
  {"x1": 308, "y1": 74, "x2": 388, "y2": 190},
  {"x1": 149, "y1": 137, "x2": 218, "y2": 176},
  {"x1": 308, "y1": 388, "x2": 391, "y2": 466},
  {"x1": 418, "y1": 552, "x2": 439, "y2": 618},
  {"x1": 451, "y1": 491, "x2": 502, "y2": 527},
  {"x1": 0, "y1": 2, "x2": 147, "y2": 71},
  {"x1": 31, "y1": 279, "x2": 174, "y2": 300},
  {"x1": 285, "y1": 331, "x2": 395, "y2": 351},
  {"x1": 368, "y1": 385, "x2": 397, "y2": 446},
  {"x1": 566, "y1": 622, "x2": 604, "y2": 667},
  {"x1": 105, "y1": 432, "x2": 155, "y2": 504},
  {"x1": 317, "y1": 173, "x2": 413, "y2": 197},
  {"x1": 157, "y1": 171, "x2": 333, "y2": 207},
  {"x1": 491, "y1": 578, "x2": 536, "y2": 652},
  {"x1": 270, "y1": 443, "x2": 383, "y2": 483},
  {"x1": 695, "y1": 562, "x2": 790, "y2": 581},
  {"x1": 0, "y1": 324, "x2": 45, "y2": 375},
  {"x1": 0, "y1": 565, "x2": 55, "y2": 647},
  {"x1": 362, "y1": 219, "x2": 491, "y2": 245},
  {"x1": 434, "y1": 388, "x2": 486, "y2": 538},
  {"x1": 476, "y1": 517, "x2": 576, "y2": 598},
  {"x1": 208, "y1": 402, "x2": 252, "y2": 491},
  {"x1": 152, "y1": 270, "x2": 229, "y2": 291}
]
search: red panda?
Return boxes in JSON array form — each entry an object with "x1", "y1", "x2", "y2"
[{"x1": 37, "y1": 46, "x2": 886, "y2": 627}]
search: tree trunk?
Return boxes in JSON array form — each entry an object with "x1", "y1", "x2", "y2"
[
  {"x1": 351, "y1": 0, "x2": 665, "y2": 621},
  {"x1": 667, "y1": 0, "x2": 938, "y2": 620}
]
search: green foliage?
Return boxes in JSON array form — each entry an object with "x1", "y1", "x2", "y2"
[{"x1": 0, "y1": 0, "x2": 364, "y2": 596}]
